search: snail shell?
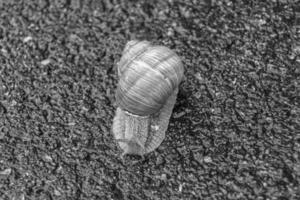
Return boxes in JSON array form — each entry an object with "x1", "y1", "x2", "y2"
[{"x1": 112, "y1": 40, "x2": 184, "y2": 156}]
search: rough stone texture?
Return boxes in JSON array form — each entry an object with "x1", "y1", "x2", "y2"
[{"x1": 0, "y1": 0, "x2": 299, "y2": 199}]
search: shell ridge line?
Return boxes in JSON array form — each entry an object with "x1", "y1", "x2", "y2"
[
  {"x1": 117, "y1": 64, "x2": 166, "y2": 115},
  {"x1": 142, "y1": 48, "x2": 177, "y2": 80},
  {"x1": 138, "y1": 49, "x2": 182, "y2": 96},
  {"x1": 120, "y1": 45, "x2": 178, "y2": 93},
  {"x1": 133, "y1": 60, "x2": 172, "y2": 105},
  {"x1": 119, "y1": 42, "x2": 151, "y2": 76},
  {"x1": 140, "y1": 52, "x2": 178, "y2": 90},
  {"x1": 117, "y1": 49, "x2": 179, "y2": 115}
]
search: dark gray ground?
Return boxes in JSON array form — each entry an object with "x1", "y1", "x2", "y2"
[{"x1": 0, "y1": 0, "x2": 300, "y2": 199}]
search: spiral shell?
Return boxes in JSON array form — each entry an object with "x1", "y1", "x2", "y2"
[
  {"x1": 112, "y1": 40, "x2": 184, "y2": 156},
  {"x1": 115, "y1": 40, "x2": 184, "y2": 116}
]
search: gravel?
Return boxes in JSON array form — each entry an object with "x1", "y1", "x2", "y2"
[{"x1": 0, "y1": 0, "x2": 299, "y2": 199}]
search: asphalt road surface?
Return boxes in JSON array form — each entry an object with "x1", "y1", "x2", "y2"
[{"x1": 0, "y1": 0, "x2": 299, "y2": 199}]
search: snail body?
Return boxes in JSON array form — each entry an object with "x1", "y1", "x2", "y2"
[{"x1": 112, "y1": 40, "x2": 184, "y2": 156}]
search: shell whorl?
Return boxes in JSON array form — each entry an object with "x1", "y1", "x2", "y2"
[{"x1": 116, "y1": 40, "x2": 184, "y2": 116}]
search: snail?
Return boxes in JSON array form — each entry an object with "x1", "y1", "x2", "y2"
[{"x1": 112, "y1": 40, "x2": 184, "y2": 156}]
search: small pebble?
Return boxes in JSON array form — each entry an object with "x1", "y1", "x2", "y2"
[
  {"x1": 173, "y1": 111, "x2": 186, "y2": 118},
  {"x1": 54, "y1": 189, "x2": 61, "y2": 196},
  {"x1": 156, "y1": 155, "x2": 164, "y2": 165},
  {"x1": 67, "y1": 122, "x2": 76, "y2": 126},
  {"x1": 0, "y1": 131, "x2": 5, "y2": 139},
  {"x1": 179, "y1": 183, "x2": 185, "y2": 192},
  {"x1": 203, "y1": 156, "x2": 212, "y2": 163},
  {"x1": 161, "y1": 174, "x2": 167, "y2": 181},
  {"x1": 23, "y1": 36, "x2": 33, "y2": 43},
  {"x1": 0, "y1": 168, "x2": 12, "y2": 175},
  {"x1": 41, "y1": 59, "x2": 51, "y2": 66},
  {"x1": 44, "y1": 155, "x2": 53, "y2": 162}
]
